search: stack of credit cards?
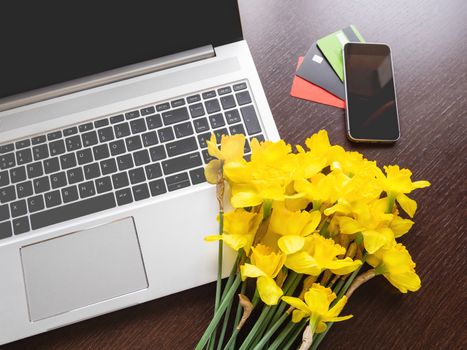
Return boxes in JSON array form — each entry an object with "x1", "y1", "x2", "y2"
[{"x1": 290, "y1": 25, "x2": 365, "y2": 108}]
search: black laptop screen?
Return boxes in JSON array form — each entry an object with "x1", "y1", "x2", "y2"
[{"x1": 0, "y1": 1, "x2": 243, "y2": 99}]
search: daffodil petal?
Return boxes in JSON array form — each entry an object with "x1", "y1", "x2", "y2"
[
  {"x1": 282, "y1": 296, "x2": 310, "y2": 314},
  {"x1": 338, "y1": 217, "x2": 363, "y2": 234},
  {"x1": 257, "y1": 276, "x2": 283, "y2": 305},
  {"x1": 204, "y1": 235, "x2": 222, "y2": 242},
  {"x1": 303, "y1": 210, "x2": 321, "y2": 234},
  {"x1": 315, "y1": 321, "x2": 327, "y2": 334},
  {"x1": 362, "y1": 229, "x2": 392, "y2": 254},
  {"x1": 390, "y1": 216, "x2": 414, "y2": 238},
  {"x1": 278, "y1": 235, "x2": 305, "y2": 255},
  {"x1": 412, "y1": 180, "x2": 430, "y2": 189},
  {"x1": 292, "y1": 310, "x2": 308, "y2": 323},
  {"x1": 231, "y1": 191, "x2": 263, "y2": 208},
  {"x1": 325, "y1": 258, "x2": 362, "y2": 275},
  {"x1": 386, "y1": 271, "x2": 421, "y2": 293},
  {"x1": 240, "y1": 263, "x2": 266, "y2": 281},
  {"x1": 285, "y1": 252, "x2": 321, "y2": 276},
  {"x1": 396, "y1": 193, "x2": 417, "y2": 218},
  {"x1": 207, "y1": 134, "x2": 223, "y2": 159},
  {"x1": 204, "y1": 159, "x2": 221, "y2": 184}
]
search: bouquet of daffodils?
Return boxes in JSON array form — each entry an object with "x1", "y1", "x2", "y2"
[{"x1": 196, "y1": 130, "x2": 430, "y2": 350}]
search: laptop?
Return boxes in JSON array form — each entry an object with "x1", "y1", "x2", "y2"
[{"x1": 0, "y1": 1, "x2": 279, "y2": 344}]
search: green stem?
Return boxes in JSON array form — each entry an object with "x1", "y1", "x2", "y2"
[
  {"x1": 252, "y1": 312, "x2": 289, "y2": 350},
  {"x1": 195, "y1": 275, "x2": 241, "y2": 350},
  {"x1": 216, "y1": 294, "x2": 233, "y2": 350},
  {"x1": 331, "y1": 277, "x2": 346, "y2": 297},
  {"x1": 386, "y1": 194, "x2": 396, "y2": 213},
  {"x1": 282, "y1": 321, "x2": 307, "y2": 350},
  {"x1": 268, "y1": 321, "x2": 296, "y2": 350},
  {"x1": 238, "y1": 306, "x2": 271, "y2": 350},
  {"x1": 221, "y1": 252, "x2": 242, "y2": 302},
  {"x1": 269, "y1": 272, "x2": 302, "y2": 327},
  {"x1": 319, "y1": 220, "x2": 330, "y2": 238},
  {"x1": 214, "y1": 210, "x2": 224, "y2": 311},
  {"x1": 225, "y1": 281, "x2": 247, "y2": 350}
]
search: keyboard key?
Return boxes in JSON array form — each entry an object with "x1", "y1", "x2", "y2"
[
  {"x1": 146, "y1": 114, "x2": 162, "y2": 129},
  {"x1": 50, "y1": 172, "x2": 67, "y2": 189},
  {"x1": 205, "y1": 99, "x2": 221, "y2": 114},
  {"x1": 79, "y1": 122, "x2": 94, "y2": 132},
  {"x1": 33, "y1": 176, "x2": 50, "y2": 194},
  {"x1": 193, "y1": 118, "x2": 210, "y2": 133},
  {"x1": 189, "y1": 103, "x2": 205, "y2": 118},
  {"x1": 251, "y1": 134, "x2": 265, "y2": 143},
  {"x1": 114, "y1": 123, "x2": 131, "y2": 138},
  {"x1": 95, "y1": 176, "x2": 112, "y2": 194},
  {"x1": 141, "y1": 131, "x2": 158, "y2": 147},
  {"x1": 61, "y1": 186, "x2": 79, "y2": 203},
  {"x1": 241, "y1": 105, "x2": 262, "y2": 135},
  {"x1": 26, "y1": 162, "x2": 43, "y2": 178},
  {"x1": 141, "y1": 106, "x2": 155, "y2": 116},
  {"x1": 162, "y1": 107, "x2": 189, "y2": 125},
  {"x1": 49, "y1": 139, "x2": 66, "y2": 156},
  {"x1": 94, "y1": 118, "x2": 109, "y2": 128},
  {"x1": 149, "y1": 179, "x2": 167, "y2": 197},
  {"x1": 166, "y1": 173, "x2": 190, "y2": 192},
  {"x1": 149, "y1": 145, "x2": 166, "y2": 162},
  {"x1": 15, "y1": 139, "x2": 30, "y2": 149},
  {"x1": 0, "y1": 170, "x2": 10, "y2": 186},
  {"x1": 162, "y1": 152, "x2": 202, "y2": 175},
  {"x1": 129, "y1": 168, "x2": 146, "y2": 184},
  {"x1": 82, "y1": 131, "x2": 98, "y2": 147},
  {"x1": 233, "y1": 82, "x2": 247, "y2": 91},
  {"x1": 187, "y1": 94, "x2": 201, "y2": 103},
  {"x1": 166, "y1": 137, "x2": 198, "y2": 157},
  {"x1": 1, "y1": 185, "x2": 16, "y2": 203},
  {"x1": 16, "y1": 148, "x2": 32, "y2": 165},
  {"x1": 31, "y1": 193, "x2": 116, "y2": 230},
  {"x1": 125, "y1": 110, "x2": 140, "y2": 120},
  {"x1": 1, "y1": 153, "x2": 16, "y2": 169},
  {"x1": 218, "y1": 86, "x2": 232, "y2": 95},
  {"x1": 158, "y1": 127, "x2": 175, "y2": 143},
  {"x1": 60, "y1": 153, "x2": 77, "y2": 169},
  {"x1": 31, "y1": 135, "x2": 47, "y2": 145},
  {"x1": 78, "y1": 181, "x2": 96, "y2": 198},
  {"x1": 28, "y1": 195, "x2": 45, "y2": 213},
  {"x1": 174, "y1": 122, "x2": 194, "y2": 138},
  {"x1": 190, "y1": 168, "x2": 207, "y2": 185},
  {"x1": 202, "y1": 149, "x2": 215, "y2": 164},
  {"x1": 229, "y1": 123, "x2": 246, "y2": 136},
  {"x1": 130, "y1": 118, "x2": 147, "y2": 134},
  {"x1": 220, "y1": 95, "x2": 236, "y2": 110},
  {"x1": 156, "y1": 102, "x2": 170, "y2": 112},
  {"x1": 10, "y1": 199, "x2": 27, "y2": 218},
  {"x1": 112, "y1": 172, "x2": 129, "y2": 189},
  {"x1": 214, "y1": 128, "x2": 229, "y2": 143},
  {"x1": 133, "y1": 149, "x2": 150, "y2": 166},
  {"x1": 117, "y1": 154, "x2": 134, "y2": 171},
  {"x1": 236, "y1": 91, "x2": 252, "y2": 105},
  {"x1": 109, "y1": 140, "x2": 126, "y2": 156},
  {"x1": 202, "y1": 90, "x2": 216, "y2": 99},
  {"x1": 0, "y1": 144, "x2": 14, "y2": 154},
  {"x1": 13, "y1": 216, "x2": 29, "y2": 235},
  {"x1": 44, "y1": 190, "x2": 62, "y2": 208},
  {"x1": 76, "y1": 148, "x2": 94, "y2": 165},
  {"x1": 33, "y1": 144, "x2": 49, "y2": 161},
  {"x1": 209, "y1": 113, "x2": 226, "y2": 129},
  {"x1": 145, "y1": 163, "x2": 162, "y2": 180},
  {"x1": 125, "y1": 135, "x2": 143, "y2": 152},
  {"x1": 84, "y1": 163, "x2": 101, "y2": 180},
  {"x1": 100, "y1": 158, "x2": 118, "y2": 175},
  {"x1": 132, "y1": 183, "x2": 150, "y2": 201},
  {"x1": 63, "y1": 127, "x2": 78, "y2": 136},
  {"x1": 47, "y1": 131, "x2": 62, "y2": 141},
  {"x1": 10, "y1": 167, "x2": 26, "y2": 183},
  {"x1": 67, "y1": 167, "x2": 84, "y2": 184},
  {"x1": 110, "y1": 115, "x2": 124, "y2": 124},
  {"x1": 98, "y1": 127, "x2": 114, "y2": 142},
  {"x1": 197, "y1": 132, "x2": 211, "y2": 148},
  {"x1": 116, "y1": 188, "x2": 133, "y2": 206},
  {"x1": 0, "y1": 204, "x2": 9, "y2": 221},
  {"x1": 0, "y1": 221, "x2": 12, "y2": 238},
  {"x1": 171, "y1": 98, "x2": 185, "y2": 108},
  {"x1": 44, "y1": 157, "x2": 60, "y2": 174},
  {"x1": 93, "y1": 144, "x2": 110, "y2": 161}
]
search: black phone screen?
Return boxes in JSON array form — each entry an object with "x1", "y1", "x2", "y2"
[{"x1": 344, "y1": 43, "x2": 400, "y2": 142}]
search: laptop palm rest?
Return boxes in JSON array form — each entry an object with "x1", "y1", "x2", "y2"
[{"x1": 20, "y1": 218, "x2": 148, "y2": 322}]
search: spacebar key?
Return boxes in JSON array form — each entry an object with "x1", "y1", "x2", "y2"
[{"x1": 30, "y1": 193, "x2": 116, "y2": 230}]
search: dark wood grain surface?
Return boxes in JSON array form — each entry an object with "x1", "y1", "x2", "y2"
[{"x1": 4, "y1": 0, "x2": 466, "y2": 349}]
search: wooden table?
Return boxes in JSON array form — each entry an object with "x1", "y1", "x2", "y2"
[{"x1": 5, "y1": 0, "x2": 466, "y2": 349}]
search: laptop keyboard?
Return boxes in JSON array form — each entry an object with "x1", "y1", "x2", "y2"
[{"x1": 0, "y1": 81, "x2": 265, "y2": 239}]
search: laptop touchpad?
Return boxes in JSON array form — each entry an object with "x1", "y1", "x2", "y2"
[{"x1": 21, "y1": 217, "x2": 148, "y2": 322}]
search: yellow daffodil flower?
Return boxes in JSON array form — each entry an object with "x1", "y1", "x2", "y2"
[
  {"x1": 285, "y1": 233, "x2": 362, "y2": 276},
  {"x1": 240, "y1": 244, "x2": 285, "y2": 305},
  {"x1": 282, "y1": 283, "x2": 352, "y2": 333},
  {"x1": 268, "y1": 203, "x2": 321, "y2": 254},
  {"x1": 377, "y1": 165, "x2": 430, "y2": 217},
  {"x1": 204, "y1": 208, "x2": 263, "y2": 254},
  {"x1": 367, "y1": 243, "x2": 421, "y2": 293}
]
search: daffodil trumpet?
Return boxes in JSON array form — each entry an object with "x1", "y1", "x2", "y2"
[{"x1": 197, "y1": 130, "x2": 429, "y2": 350}]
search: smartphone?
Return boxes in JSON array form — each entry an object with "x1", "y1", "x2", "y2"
[{"x1": 343, "y1": 43, "x2": 400, "y2": 142}]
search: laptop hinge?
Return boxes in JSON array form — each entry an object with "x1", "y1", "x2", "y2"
[{"x1": 0, "y1": 45, "x2": 215, "y2": 112}]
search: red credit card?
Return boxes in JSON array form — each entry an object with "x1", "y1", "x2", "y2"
[{"x1": 290, "y1": 57, "x2": 345, "y2": 109}]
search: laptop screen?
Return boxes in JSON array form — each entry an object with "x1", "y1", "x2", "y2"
[{"x1": 0, "y1": 1, "x2": 242, "y2": 100}]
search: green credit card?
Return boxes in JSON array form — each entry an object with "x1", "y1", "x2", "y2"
[{"x1": 317, "y1": 25, "x2": 365, "y2": 81}]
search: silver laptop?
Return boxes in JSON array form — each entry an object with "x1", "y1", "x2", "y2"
[{"x1": 0, "y1": 1, "x2": 279, "y2": 344}]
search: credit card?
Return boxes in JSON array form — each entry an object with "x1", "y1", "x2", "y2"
[
  {"x1": 290, "y1": 57, "x2": 345, "y2": 109},
  {"x1": 317, "y1": 25, "x2": 365, "y2": 81},
  {"x1": 296, "y1": 42, "x2": 345, "y2": 99}
]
